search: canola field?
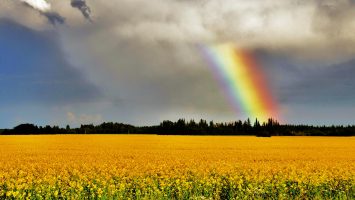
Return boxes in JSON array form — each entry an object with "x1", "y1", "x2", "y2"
[{"x1": 0, "y1": 135, "x2": 354, "y2": 199}]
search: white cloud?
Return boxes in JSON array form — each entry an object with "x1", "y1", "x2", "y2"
[{"x1": 20, "y1": 0, "x2": 51, "y2": 12}]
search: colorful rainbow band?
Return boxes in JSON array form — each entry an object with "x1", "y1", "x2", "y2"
[{"x1": 200, "y1": 43, "x2": 279, "y2": 123}]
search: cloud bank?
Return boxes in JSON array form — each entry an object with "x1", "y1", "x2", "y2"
[{"x1": 3, "y1": 0, "x2": 355, "y2": 59}]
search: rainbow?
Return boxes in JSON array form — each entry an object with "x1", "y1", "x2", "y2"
[{"x1": 200, "y1": 43, "x2": 279, "y2": 123}]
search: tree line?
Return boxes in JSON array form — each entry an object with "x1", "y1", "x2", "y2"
[{"x1": 1, "y1": 118, "x2": 355, "y2": 136}]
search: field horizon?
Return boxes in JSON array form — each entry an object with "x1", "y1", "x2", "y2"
[{"x1": 3, "y1": 119, "x2": 355, "y2": 136}]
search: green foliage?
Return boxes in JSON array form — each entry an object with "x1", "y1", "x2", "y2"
[
  {"x1": 2, "y1": 119, "x2": 355, "y2": 136},
  {"x1": 1, "y1": 174, "x2": 353, "y2": 199}
]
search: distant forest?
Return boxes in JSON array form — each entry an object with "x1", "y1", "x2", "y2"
[{"x1": 1, "y1": 118, "x2": 355, "y2": 136}]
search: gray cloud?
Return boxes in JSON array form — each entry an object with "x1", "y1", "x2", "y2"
[{"x1": 4, "y1": 0, "x2": 355, "y2": 57}]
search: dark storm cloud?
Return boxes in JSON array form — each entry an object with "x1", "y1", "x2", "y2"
[
  {"x1": 42, "y1": 12, "x2": 65, "y2": 25},
  {"x1": 287, "y1": 59, "x2": 355, "y2": 105},
  {"x1": 254, "y1": 50, "x2": 355, "y2": 106},
  {"x1": 0, "y1": 19, "x2": 101, "y2": 106},
  {"x1": 71, "y1": 0, "x2": 93, "y2": 22}
]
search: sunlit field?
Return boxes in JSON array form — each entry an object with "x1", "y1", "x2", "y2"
[{"x1": 0, "y1": 135, "x2": 354, "y2": 199}]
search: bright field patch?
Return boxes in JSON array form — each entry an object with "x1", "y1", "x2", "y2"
[{"x1": 0, "y1": 135, "x2": 354, "y2": 199}]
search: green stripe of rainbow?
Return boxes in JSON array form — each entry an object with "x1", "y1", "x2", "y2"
[{"x1": 201, "y1": 43, "x2": 280, "y2": 123}]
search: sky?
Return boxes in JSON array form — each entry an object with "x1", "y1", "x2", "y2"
[{"x1": 1, "y1": 0, "x2": 355, "y2": 128}]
